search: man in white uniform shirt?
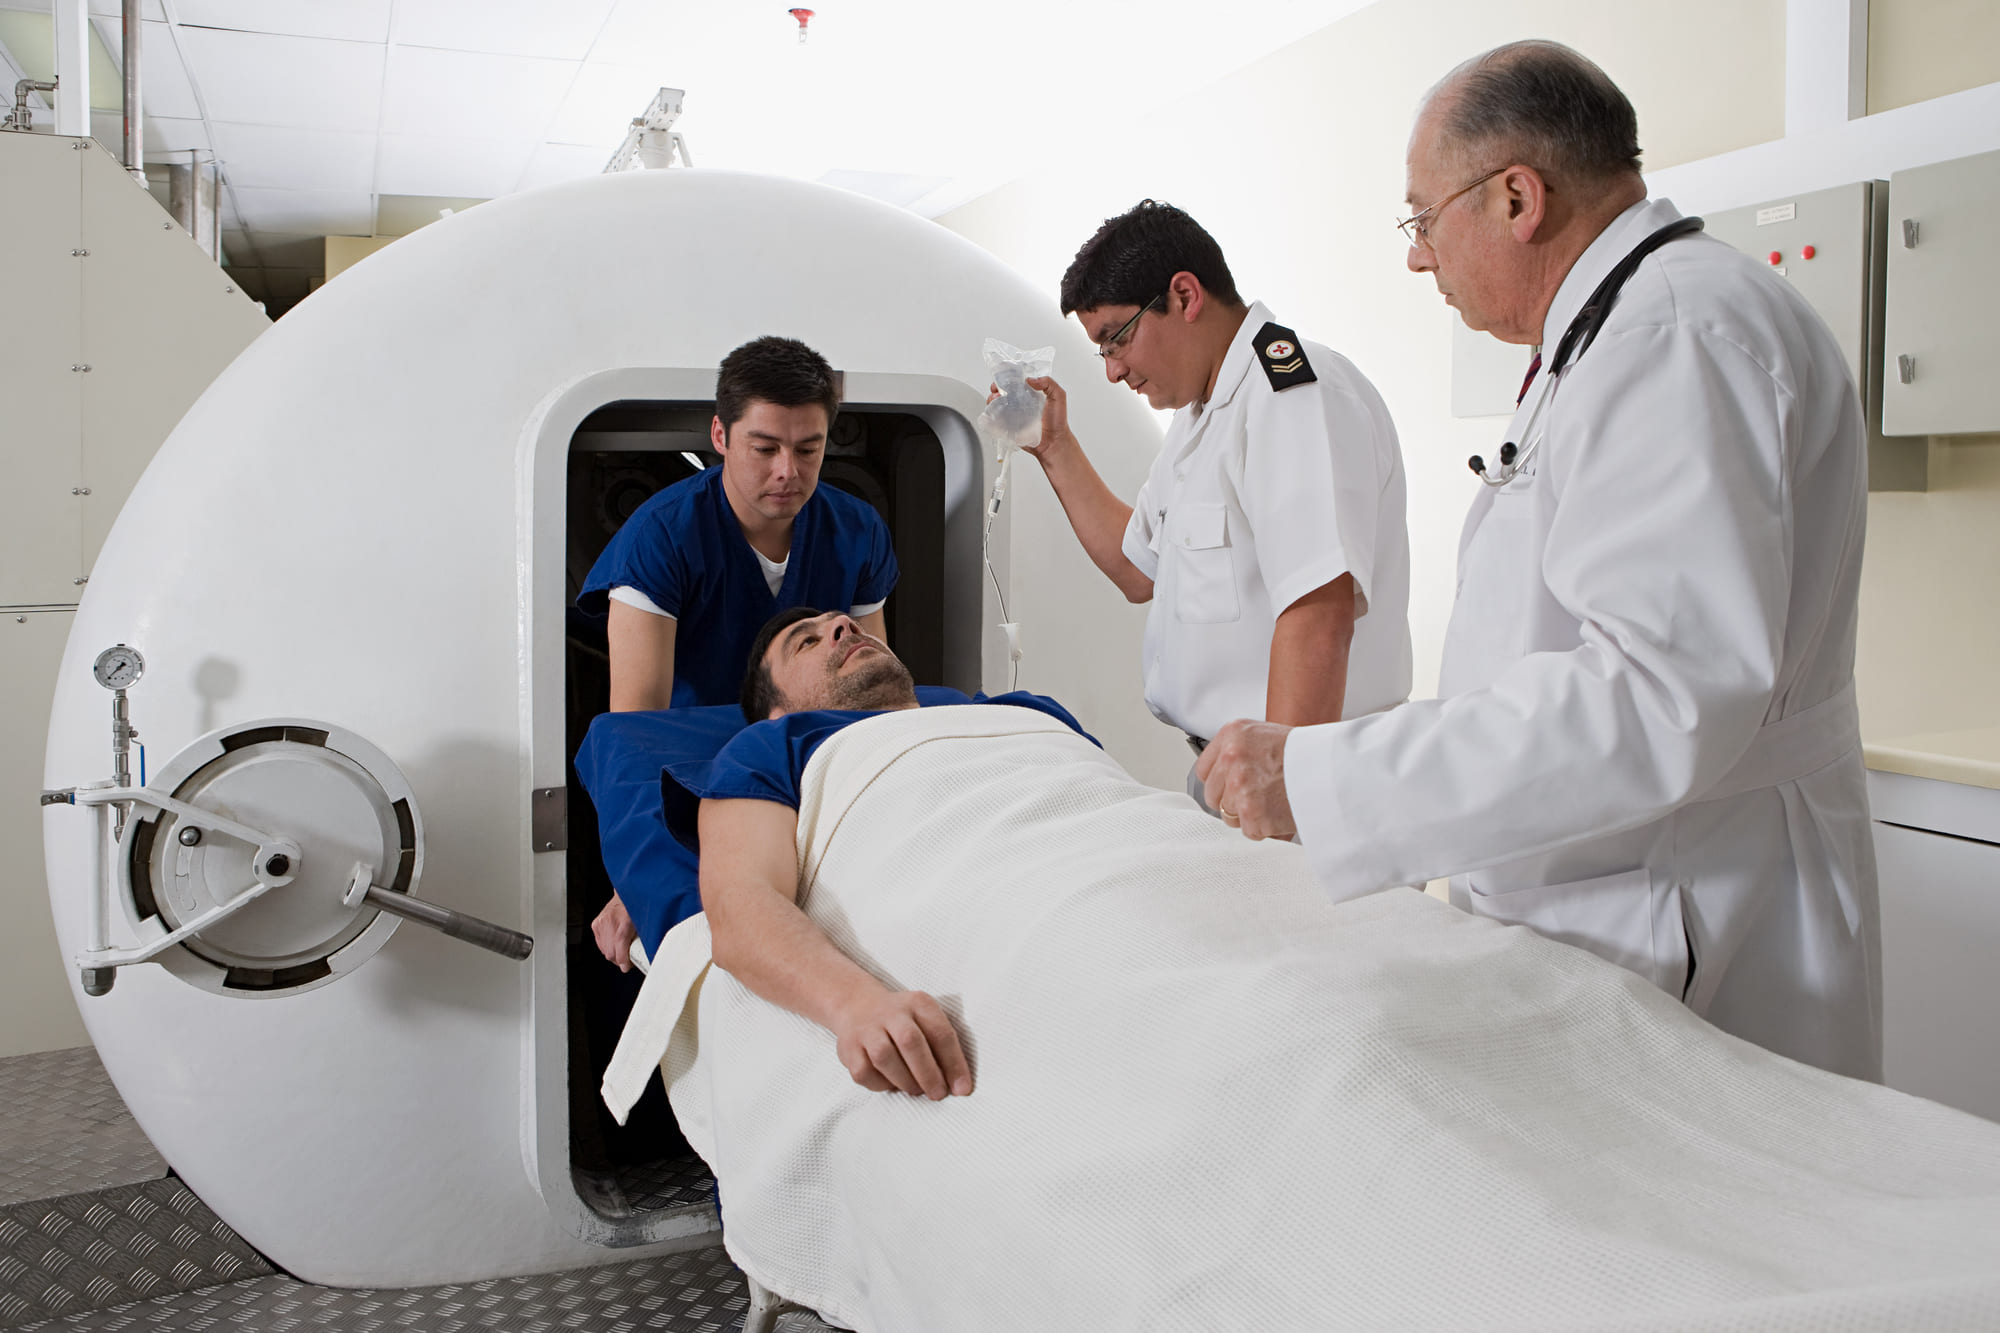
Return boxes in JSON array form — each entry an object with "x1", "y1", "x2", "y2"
[
  {"x1": 1197, "y1": 41, "x2": 1881, "y2": 1080},
  {"x1": 1023, "y1": 200, "x2": 1411, "y2": 803}
]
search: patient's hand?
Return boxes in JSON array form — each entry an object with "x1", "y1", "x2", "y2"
[
  {"x1": 833, "y1": 988, "x2": 974, "y2": 1100},
  {"x1": 592, "y1": 894, "x2": 639, "y2": 971}
]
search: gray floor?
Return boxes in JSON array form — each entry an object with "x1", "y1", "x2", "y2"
[
  {"x1": 0, "y1": 1047, "x2": 833, "y2": 1332},
  {"x1": 0, "y1": 1050, "x2": 166, "y2": 1208}
]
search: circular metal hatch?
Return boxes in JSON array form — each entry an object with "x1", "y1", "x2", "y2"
[{"x1": 120, "y1": 720, "x2": 423, "y2": 997}]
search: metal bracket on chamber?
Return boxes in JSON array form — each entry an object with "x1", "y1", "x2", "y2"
[{"x1": 44, "y1": 644, "x2": 532, "y2": 998}]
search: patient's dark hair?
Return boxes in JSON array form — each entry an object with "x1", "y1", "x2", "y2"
[
  {"x1": 741, "y1": 606, "x2": 823, "y2": 723},
  {"x1": 714, "y1": 337, "x2": 841, "y2": 438}
]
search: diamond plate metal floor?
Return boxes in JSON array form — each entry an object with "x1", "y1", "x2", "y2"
[
  {"x1": 0, "y1": 1177, "x2": 273, "y2": 1327},
  {"x1": 0, "y1": 1047, "x2": 837, "y2": 1332},
  {"x1": 0, "y1": 1051, "x2": 165, "y2": 1208},
  {"x1": 10, "y1": 1248, "x2": 837, "y2": 1332}
]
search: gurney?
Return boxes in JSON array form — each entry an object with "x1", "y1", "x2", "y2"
[{"x1": 605, "y1": 705, "x2": 2000, "y2": 1331}]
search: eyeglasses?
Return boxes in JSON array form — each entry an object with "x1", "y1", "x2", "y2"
[
  {"x1": 1094, "y1": 293, "x2": 1165, "y2": 359},
  {"x1": 1396, "y1": 166, "x2": 1507, "y2": 248}
]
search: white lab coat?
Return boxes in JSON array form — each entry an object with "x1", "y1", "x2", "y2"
[{"x1": 1285, "y1": 198, "x2": 1882, "y2": 1081}]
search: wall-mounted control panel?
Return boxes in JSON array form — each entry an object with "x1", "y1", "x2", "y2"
[
  {"x1": 1705, "y1": 180, "x2": 1925, "y2": 491},
  {"x1": 1881, "y1": 147, "x2": 2000, "y2": 439}
]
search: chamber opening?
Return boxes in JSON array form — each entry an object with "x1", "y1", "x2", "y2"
[{"x1": 558, "y1": 398, "x2": 953, "y2": 1225}]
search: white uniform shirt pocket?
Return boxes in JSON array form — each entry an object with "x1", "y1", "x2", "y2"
[{"x1": 1169, "y1": 502, "x2": 1240, "y2": 625}]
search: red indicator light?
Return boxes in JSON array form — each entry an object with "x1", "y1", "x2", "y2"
[
  {"x1": 1801, "y1": 244, "x2": 1816, "y2": 259},
  {"x1": 1768, "y1": 251, "x2": 1783, "y2": 265}
]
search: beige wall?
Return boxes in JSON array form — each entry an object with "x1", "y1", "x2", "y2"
[
  {"x1": 1859, "y1": 437, "x2": 2000, "y2": 739},
  {"x1": 325, "y1": 234, "x2": 399, "y2": 282},
  {"x1": 1856, "y1": 0, "x2": 2000, "y2": 738},
  {"x1": 1869, "y1": 0, "x2": 2000, "y2": 114},
  {"x1": 940, "y1": 0, "x2": 1785, "y2": 699}
]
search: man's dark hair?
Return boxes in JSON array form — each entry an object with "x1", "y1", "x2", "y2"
[
  {"x1": 714, "y1": 337, "x2": 841, "y2": 438},
  {"x1": 1058, "y1": 200, "x2": 1243, "y2": 316},
  {"x1": 741, "y1": 606, "x2": 823, "y2": 723},
  {"x1": 1432, "y1": 41, "x2": 1642, "y2": 185}
]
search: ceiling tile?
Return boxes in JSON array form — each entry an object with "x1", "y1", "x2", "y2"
[
  {"x1": 543, "y1": 60, "x2": 663, "y2": 146},
  {"x1": 392, "y1": 0, "x2": 616, "y2": 62},
  {"x1": 173, "y1": 0, "x2": 392, "y2": 43},
  {"x1": 89, "y1": 19, "x2": 203, "y2": 118},
  {"x1": 376, "y1": 132, "x2": 535, "y2": 197},
  {"x1": 228, "y1": 186, "x2": 374, "y2": 234},
  {"x1": 380, "y1": 44, "x2": 574, "y2": 140},
  {"x1": 180, "y1": 26, "x2": 384, "y2": 131},
  {"x1": 589, "y1": 0, "x2": 771, "y2": 67},
  {"x1": 142, "y1": 21, "x2": 204, "y2": 118},
  {"x1": 517, "y1": 141, "x2": 608, "y2": 192},
  {"x1": 86, "y1": 0, "x2": 166, "y2": 19},
  {"x1": 211, "y1": 121, "x2": 376, "y2": 191},
  {"x1": 143, "y1": 114, "x2": 210, "y2": 152}
]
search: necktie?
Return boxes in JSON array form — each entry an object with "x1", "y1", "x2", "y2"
[{"x1": 1516, "y1": 349, "x2": 1543, "y2": 406}]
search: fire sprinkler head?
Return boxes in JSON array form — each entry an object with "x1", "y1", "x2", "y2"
[{"x1": 789, "y1": 7, "x2": 815, "y2": 42}]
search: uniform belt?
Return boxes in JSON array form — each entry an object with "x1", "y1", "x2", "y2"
[{"x1": 1695, "y1": 678, "x2": 1859, "y2": 805}]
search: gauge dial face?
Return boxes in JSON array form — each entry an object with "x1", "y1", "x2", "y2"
[{"x1": 92, "y1": 644, "x2": 145, "y2": 690}]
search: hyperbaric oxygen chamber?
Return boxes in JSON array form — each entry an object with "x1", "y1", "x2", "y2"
[{"x1": 41, "y1": 169, "x2": 1166, "y2": 1286}]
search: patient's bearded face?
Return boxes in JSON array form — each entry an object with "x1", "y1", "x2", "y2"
[{"x1": 767, "y1": 613, "x2": 916, "y2": 715}]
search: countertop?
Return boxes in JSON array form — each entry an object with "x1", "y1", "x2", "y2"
[{"x1": 1864, "y1": 726, "x2": 2000, "y2": 792}]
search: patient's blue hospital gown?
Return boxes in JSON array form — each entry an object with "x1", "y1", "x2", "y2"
[
  {"x1": 577, "y1": 467, "x2": 899, "y2": 708},
  {"x1": 574, "y1": 688, "x2": 1091, "y2": 955}
]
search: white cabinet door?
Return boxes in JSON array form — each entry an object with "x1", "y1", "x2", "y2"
[
  {"x1": 77, "y1": 142, "x2": 268, "y2": 579},
  {"x1": 1881, "y1": 147, "x2": 2000, "y2": 436},
  {"x1": 1874, "y1": 819, "x2": 2000, "y2": 1122},
  {"x1": 0, "y1": 609, "x2": 89, "y2": 1056},
  {"x1": 0, "y1": 134, "x2": 84, "y2": 605}
]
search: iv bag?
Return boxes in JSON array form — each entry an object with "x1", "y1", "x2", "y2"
[{"x1": 976, "y1": 338, "x2": 1055, "y2": 457}]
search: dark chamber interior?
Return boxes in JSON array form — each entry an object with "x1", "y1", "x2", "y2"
[{"x1": 560, "y1": 400, "x2": 947, "y2": 1223}]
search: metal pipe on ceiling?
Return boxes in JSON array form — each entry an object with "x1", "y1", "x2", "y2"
[
  {"x1": 122, "y1": 0, "x2": 142, "y2": 181},
  {"x1": 169, "y1": 150, "x2": 219, "y2": 261}
]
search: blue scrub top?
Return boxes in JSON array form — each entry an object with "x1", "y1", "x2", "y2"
[
  {"x1": 691, "y1": 690, "x2": 1094, "y2": 815},
  {"x1": 573, "y1": 688, "x2": 1093, "y2": 955},
  {"x1": 578, "y1": 467, "x2": 899, "y2": 708}
]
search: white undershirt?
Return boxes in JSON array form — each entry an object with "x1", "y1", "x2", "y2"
[{"x1": 609, "y1": 548, "x2": 885, "y2": 620}]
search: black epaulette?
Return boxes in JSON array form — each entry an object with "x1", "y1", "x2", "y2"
[{"x1": 1253, "y1": 321, "x2": 1317, "y2": 391}]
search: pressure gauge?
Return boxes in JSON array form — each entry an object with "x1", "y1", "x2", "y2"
[{"x1": 93, "y1": 643, "x2": 145, "y2": 690}]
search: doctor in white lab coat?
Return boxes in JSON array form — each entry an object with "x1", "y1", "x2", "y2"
[{"x1": 1197, "y1": 40, "x2": 1882, "y2": 1080}]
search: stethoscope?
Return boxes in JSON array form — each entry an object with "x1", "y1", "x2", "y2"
[{"x1": 1470, "y1": 216, "x2": 1707, "y2": 486}]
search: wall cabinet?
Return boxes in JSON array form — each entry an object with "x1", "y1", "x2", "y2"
[
  {"x1": 0, "y1": 130, "x2": 267, "y2": 609},
  {"x1": 1881, "y1": 147, "x2": 2000, "y2": 437}
]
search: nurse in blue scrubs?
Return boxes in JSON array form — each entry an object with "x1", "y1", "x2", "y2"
[{"x1": 577, "y1": 335, "x2": 898, "y2": 965}]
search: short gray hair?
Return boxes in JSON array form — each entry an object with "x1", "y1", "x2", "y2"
[{"x1": 1428, "y1": 41, "x2": 1642, "y2": 185}]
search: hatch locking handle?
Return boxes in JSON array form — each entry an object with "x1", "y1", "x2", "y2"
[{"x1": 343, "y1": 864, "x2": 533, "y2": 961}]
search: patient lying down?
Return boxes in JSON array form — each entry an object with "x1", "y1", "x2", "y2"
[
  {"x1": 700, "y1": 605, "x2": 1086, "y2": 1102},
  {"x1": 614, "y1": 608, "x2": 2000, "y2": 1332}
]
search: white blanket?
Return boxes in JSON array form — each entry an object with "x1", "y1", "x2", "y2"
[{"x1": 605, "y1": 705, "x2": 2000, "y2": 1331}]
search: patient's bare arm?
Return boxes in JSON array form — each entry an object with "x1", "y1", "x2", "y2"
[{"x1": 699, "y1": 797, "x2": 974, "y2": 1100}]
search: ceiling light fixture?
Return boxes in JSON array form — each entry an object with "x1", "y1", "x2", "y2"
[
  {"x1": 789, "y1": 8, "x2": 815, "y2": 43},
  {"x1": 604, "y1": 87, "x2": 694, "y2": 173}
]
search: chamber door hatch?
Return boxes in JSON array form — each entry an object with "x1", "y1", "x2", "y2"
[{"x1": 46, "y1": 653, "x2": 532, "y2": 998}]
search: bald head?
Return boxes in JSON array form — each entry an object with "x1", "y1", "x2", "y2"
[{"x1": 1421, "y1": 41, "x2": 1642, "y2": 190}]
